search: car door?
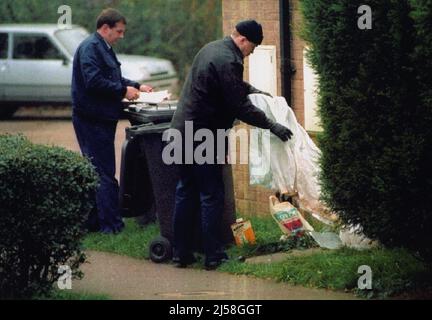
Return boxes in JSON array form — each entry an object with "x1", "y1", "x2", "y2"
[
  {"x1": 5, "y1": 33, "x2": 72, "y2": 103},
  {"x1": 0, "y1": 32, "x2": 9, "y2": 100}
]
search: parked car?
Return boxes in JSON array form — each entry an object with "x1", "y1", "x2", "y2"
[{"x1": 0, "y1": 24, "x2": 178, "y2": 118}]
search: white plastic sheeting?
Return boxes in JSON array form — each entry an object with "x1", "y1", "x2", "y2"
[
  {"x1": 248, "y1": 94, "x2": 322, "y2": 211},
  {"x1": 339, "y1": 224, "x2": 379, "y2": 250}
]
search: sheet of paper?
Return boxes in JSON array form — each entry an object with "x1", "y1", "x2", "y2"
[{"x1": 134, "y1": 90, "x2": 171, "y2": 104}]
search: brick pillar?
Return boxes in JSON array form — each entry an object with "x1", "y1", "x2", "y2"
[{"x1": 221, "y1": 0, "x2": 306, "y2": 217}]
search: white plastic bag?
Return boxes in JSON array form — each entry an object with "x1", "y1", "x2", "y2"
[
  {"x1": 339, "y1": 224, "x2": 379, "y2": 250},
  {"x1": 248, "y1": 94, "x2": 322, "y2": 209}
]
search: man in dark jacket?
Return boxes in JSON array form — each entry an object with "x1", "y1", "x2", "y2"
[
  {"x1": 171, "y1": 20, "x2": 293, "y2": 269},
  {"x1": 72, "y1": 8, "x2": 152, "y2": 234}
]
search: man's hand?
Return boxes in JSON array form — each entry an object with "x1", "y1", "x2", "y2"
[
  {"x1": 270, "y1": 123, "x2": 293, "y2": 142},
  {"x1": 139, "y1": 84, "x2": 153, "y2": 93},
  {"x1": 125, "y1": 86, "x2": 140, "y2": 100}
]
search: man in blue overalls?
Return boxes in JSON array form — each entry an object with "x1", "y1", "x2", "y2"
[{"x1": 72, "y1": 8, "x2": 152, "y2": 234}]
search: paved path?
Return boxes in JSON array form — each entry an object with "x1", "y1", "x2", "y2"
[{"x1": 72, "y1": 251, "x2": 359, "y2": 300}]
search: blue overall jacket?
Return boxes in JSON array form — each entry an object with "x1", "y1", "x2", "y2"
[{"x1": 72, "y1": 32, "x2": 139, "y2": 121}]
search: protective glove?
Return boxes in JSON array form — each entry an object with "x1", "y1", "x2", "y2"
[{"x1": 269, "y1": 122, "x2": 293, "y2": 142}]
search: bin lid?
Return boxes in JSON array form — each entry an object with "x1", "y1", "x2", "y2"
[
  {"x1": 125, "y1": 100, "x2": 177, "y2": 112},
  {"x1": 124, "y1": 101, "x2": 177, "y2": 125},
  {"x1": 126, "y1": 122, "x2": 172, "y2": 138}
]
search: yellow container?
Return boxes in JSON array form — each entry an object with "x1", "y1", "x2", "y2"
[{"x1": 231, "y1": 218, "x2": 256, "y2": 246}]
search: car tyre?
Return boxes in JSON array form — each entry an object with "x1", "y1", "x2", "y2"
[{"x1": 0, "y1": 105, "x2": 19, "y2": 119}]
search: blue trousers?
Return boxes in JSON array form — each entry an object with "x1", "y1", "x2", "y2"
[
  {"x1": 72, "y1": 113, "x2": 124, "y2": 233},
  {"x1": 173, "y1": 163, "x2": 225, "y2": 261}
]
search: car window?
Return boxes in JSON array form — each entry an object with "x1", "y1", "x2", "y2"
[
  {"x1": 12, "y1": 34, "x2": 63, "y2": 60},
  {"x1": 0, "y1": 33, "x2": 8, "y2": 59},
  {"x1": 55, "y1": 28, "x2": 89, "y2": 56}
]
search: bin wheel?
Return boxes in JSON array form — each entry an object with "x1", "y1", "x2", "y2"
[{"x1": 149, "y1": 236, "x2": 172, "y2": 263}]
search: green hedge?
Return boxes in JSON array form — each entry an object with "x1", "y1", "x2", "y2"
[
  {"x1": 0, "y1": 134, "x2": 98, "y2": 299},
  {"x1": 300, "y1": 0, "x2": 432, "y2": 261}
]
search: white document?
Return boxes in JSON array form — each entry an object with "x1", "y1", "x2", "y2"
[{"x1": 134, "y1": 90, "x2": 171, "y2": 104}]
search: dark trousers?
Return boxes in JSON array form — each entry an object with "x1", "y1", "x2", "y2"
[
  {"x1": 72, "y1": 113, "x2": 124, "y2": 233},
  {"x1": 173, "y1": 163, "x2": 225, "y2": 262}
]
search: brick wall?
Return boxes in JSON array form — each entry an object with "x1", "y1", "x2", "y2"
[
  {"x1": 289, "y1": 0, "x2": 306, "y2": 126},
  {"x1": 223, "y1": 0, "x2": 282, "y2": 96},
  {"x1": 222, "y1": 0, "x2": 306, "y2": 216}
]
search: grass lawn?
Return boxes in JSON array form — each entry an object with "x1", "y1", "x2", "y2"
[
  {"x1": 83, "y1": 219, "x2": 160, "y2": 259},
  {"x1": 82, "y1": 216, "x2": 432, "y2": 299},
  {"x1": 34, "y1": 290, "x2": 110, "y2": 300}
]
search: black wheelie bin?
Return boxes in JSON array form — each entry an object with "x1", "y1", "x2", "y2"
[
  {"x1": 119, "y1": 102, "x2": 177, "y2": 224},
  {"x1": 119, "y1": 103, "x2": 236, "y2": 263}
]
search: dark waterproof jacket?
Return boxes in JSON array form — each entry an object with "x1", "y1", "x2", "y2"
[
  {"x1": 171, "y1": 37, "x2": 274, "y2": 133},
  {"x1": 72, "y1": 32, "x2": 139, "y2": 121}
]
